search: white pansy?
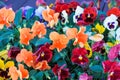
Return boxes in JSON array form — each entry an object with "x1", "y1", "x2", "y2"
[
  {"x1": 103, "y1": 14, "x2": 118, "y2": 31},
  {"x1": 61, "y1": 10, "x2": 69, "y2": 24},
  {"x1": 73, "y1": 6, "x2": 84, "y2": 23},
  {"x1": 116, "y1": 27, "x2": 120, "y2": 41},
  {"x1": 35, "y1": 6, "x2": 45, "y2": 18}
]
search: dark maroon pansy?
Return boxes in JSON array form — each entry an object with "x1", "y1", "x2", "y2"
[
  {"x1": 82, "y1": 6, "x2": 97, "y2": 25},
  {"x1": 92, "y1": 40, "x2": 105, "y2": 53},
  {"x1": 102, "y1": 60, "x2": 117, "y2": 73},
  {"x1": 71, "y1": 48, "x2": 89, "y2": 65},
  {"x1": 8, "y1": 46, "x2": 20, "y2": 59},
  {"x1": 34, "y1": 43, "x2": 53, "y2": 62},
  {"x1": 52, "y1": 64, "x2": 69, "y2": 80}
]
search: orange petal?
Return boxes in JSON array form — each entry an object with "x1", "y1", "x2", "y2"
[
  {"x1": 60, "y1": 34, "x2": 69, "y2": 44},
  {"x1": 39, "y1": 60, "x2": 51, "y2": 70},
  {"x1": 53, "y1": 13, "x2": 59, "y2": 24},
  {"x1": 9, "y1": 66, "x2": 19, "y2": 80},
  {"x1": 18, "y1": 64, "x2": 29, "y2": 79},
  {"x1": 66, "y1": 28, "x2": 78, "y2": 39},
  {"x1": 20, "y1": 28, "x2": 33, "y2": 45},
  {"x1": 16, "y1": 53, "x2": 24, "y2": 62},
  {"x1": 31, "y1": 21, "x2": 46, "y2": 38},
  {"x1": 49, "y1": 31, "x2": 59, "y2": 40}
]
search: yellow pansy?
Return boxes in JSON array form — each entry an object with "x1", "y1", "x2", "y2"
[
  {"x1": 107, "y1": 40, "x2": 120, "y2": 47},
  {"x1": 84, "y1": 43, "x2": 92, "y2": 58},
  {"x1": 0, "y1": 59, "x2": 14, "y2": 70},
  {"x1": 0, "y1": 50, "x2": 8, "y2": 60},
  {"x1": 107, "y1": 42, "x2": 114, "y2": 47},
  {"x1": 95, "y1": 23, "x2": 105, "y2": 34}
]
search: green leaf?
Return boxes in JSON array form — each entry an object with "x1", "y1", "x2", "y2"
[
  {"x1": 14, "y1": 9, "x2": 22, "y2": 26},
  {"x1": 57, "y1": 59, "x2": 66, "y2": 66},
  {"x1": 44, "y1": 71, "x2": 51, "y2": 80},
  {"x1": 34, "y1": 71, "x2": 43, "y2": 79},
  {"x1": 35, "y1": 37, "x2": 51, "y2": 46},
  {"x1": 52, "y1": 53, "x2": 61, "y2": 62},
  {"x1": 26, "y1": 8, "x2": 34, "y2": 19},
  {"x1": 90, "y1": 65, "x2": 103, "y2": 73}
]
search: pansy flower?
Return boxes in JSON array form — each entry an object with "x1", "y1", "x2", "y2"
[
  {"x1": 52, "y1": 64, "x2": 69, "y2": 80},
  {"x1": 42, "y1": 6, "x2": 59, "y2": 28},
  {"x1": 61, "y1": 10, "x2": 69, "y2": 24},
  {"x1": 36, "y1": 0, "x2": 46, "y2": 6},
  {"x1": 0, "y1": 50, "x2": 8, "y2": 60},
  {"x1": 21, "y1": 6, "x2": 35, "y2": 19},
  {"x1": 94, "y1": 23, "x2": 105, "y2": 34},
  {"x1": 20, "y1": 28, "x2": 34, "y2": 45},
  {"x1": 66, "y1": 27, "x2": 88, "y2": 47},
  {"x1": 92, "y1": 40, "x2": 105, "y2": 53},
  {"x1": 108, "y1": 44, "x2": 120, "y2": 61},
  {"x1": 16, "y1": 49, "x2": 34, "y2": 67},
  {"x1": 8, "y1": 46, "x2": 20, "y2": 59},
  {"x1": 103, "y1": 14, "x2": 118, "y2": 31},
  {"x1": 0, "y1": 59, "x2": 14, "y2": 79},
  {"x1": 107, "y1": 7, "x2": 120, "y2": 17},
  {"x1": 82, "y1": 6, "x2": 97, "y2": 25},
  {"x1": 71, "y1": 48, "x2": 89, "y2": 65},
  {"x1": 34, "y1": 43, "x2": 53, "y2": 62},
  {"x1": 102, "y1": 60, "x2": 117, "y2": 73},
  {"x1": 32, "y1": 60, "x2": 51, "y2": 71},
  {"x1": 0, "y1": 7, "x2": 15, "y2": 29},
  {"x1": 108, "y1": 64, "x2": 120, "y2": 80},
  {"x1": 73, "y1": 6, "x2": 84, "y2": 24},
  {"x1": 49, "y1": 31, "x2": 69, "y2": 52},
  {"x1": 69, "y1": 1, "x2": 79, "y2": 12},
  {"x1": 35, "y1": 6, "x2": 45, "y2": 19},
  {"x1": 79, "y1": 73, "x2": 93, "y2": 80},
  {"x1": 55, "y1": 3, "x2": 70, "y2": 14},
  {"x1": 31, "y1": 21, "x2": 46, "y2": 38},
  {"x1": 9, "y1": 64, "x2": 29, "y2": 80},
  {"x1": 89, "y1": 34, "x2": 104, "y2": 42}
]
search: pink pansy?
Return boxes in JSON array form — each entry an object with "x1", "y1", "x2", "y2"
[
  {"x1": 79, "y1": 73, "x2": 92, "y2": 80},
  {"x1": 108, "y1": 44, "x2": 120, "y2": 61}
]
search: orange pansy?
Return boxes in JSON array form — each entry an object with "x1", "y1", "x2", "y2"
[
  {"x1": 20, "y1": 28, "x2": 34, "y2": 45},
  {"x1": 9, "y1": 64, "x2": 29, "y2": 80},
  {"x1": 0, "y1": 7, "x2": 15, "y2": 29},
  {"x1": 16, "y1": 49, "x2": 33, "y2": 67},
  {"x1": 31, "y1": 21, "x2": 46, "y2": 38},
  {"x1": 66, "y1": 27, "x2": 88, "y2": 47},
  {"x1": 9, "y1": 66, "x2": 19, "y2": 80},
  {"x1": 49, "y1": 32, "x2": 69, "y2": 52},
  {"x1": 66, "y1": 28, "x2": 78, "y2": 39},
  {"x1": 42, "y1": 6, "x2": 59, "y2": 28},
  {"x1": 33, "y1": 60, "x2": 51, "y2": 71}
]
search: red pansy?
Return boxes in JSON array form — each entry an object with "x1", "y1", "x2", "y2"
[
  {"x1": 107, "y1": 7, "x2": 120, "y2": 17},
  {"x1": 52, "y1": 64, "x2": 69, "y2": 80},
  {"x1": 102, "y1": 60, "x2": 117, "y2": 73},
  {"x1": 71, "y1": 48, "x2": 89, "y2": 65},
  {"x1": 82, "y1": 6, "x2": 97, "y2": 25},
  {"x1": 108, "y1": 63, "x2": 120, "y2": 80}
]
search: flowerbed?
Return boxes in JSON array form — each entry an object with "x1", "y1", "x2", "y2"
[{"x1": 0, "y1": 0, "x2": 120, "y2": 80}]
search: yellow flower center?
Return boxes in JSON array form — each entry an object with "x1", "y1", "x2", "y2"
[
  {"x1": 41, "y1": 52, "x2": 45, "y2": 57},
  {"x1": 78, "y1": 55, "x2": 83, "y2": 60},
  {"x1": 109, "y1": 72, "x2": 114, "y2": 76},
  {"x1": 87, "y1": 14, "x2": 90, "y2": 18}
]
